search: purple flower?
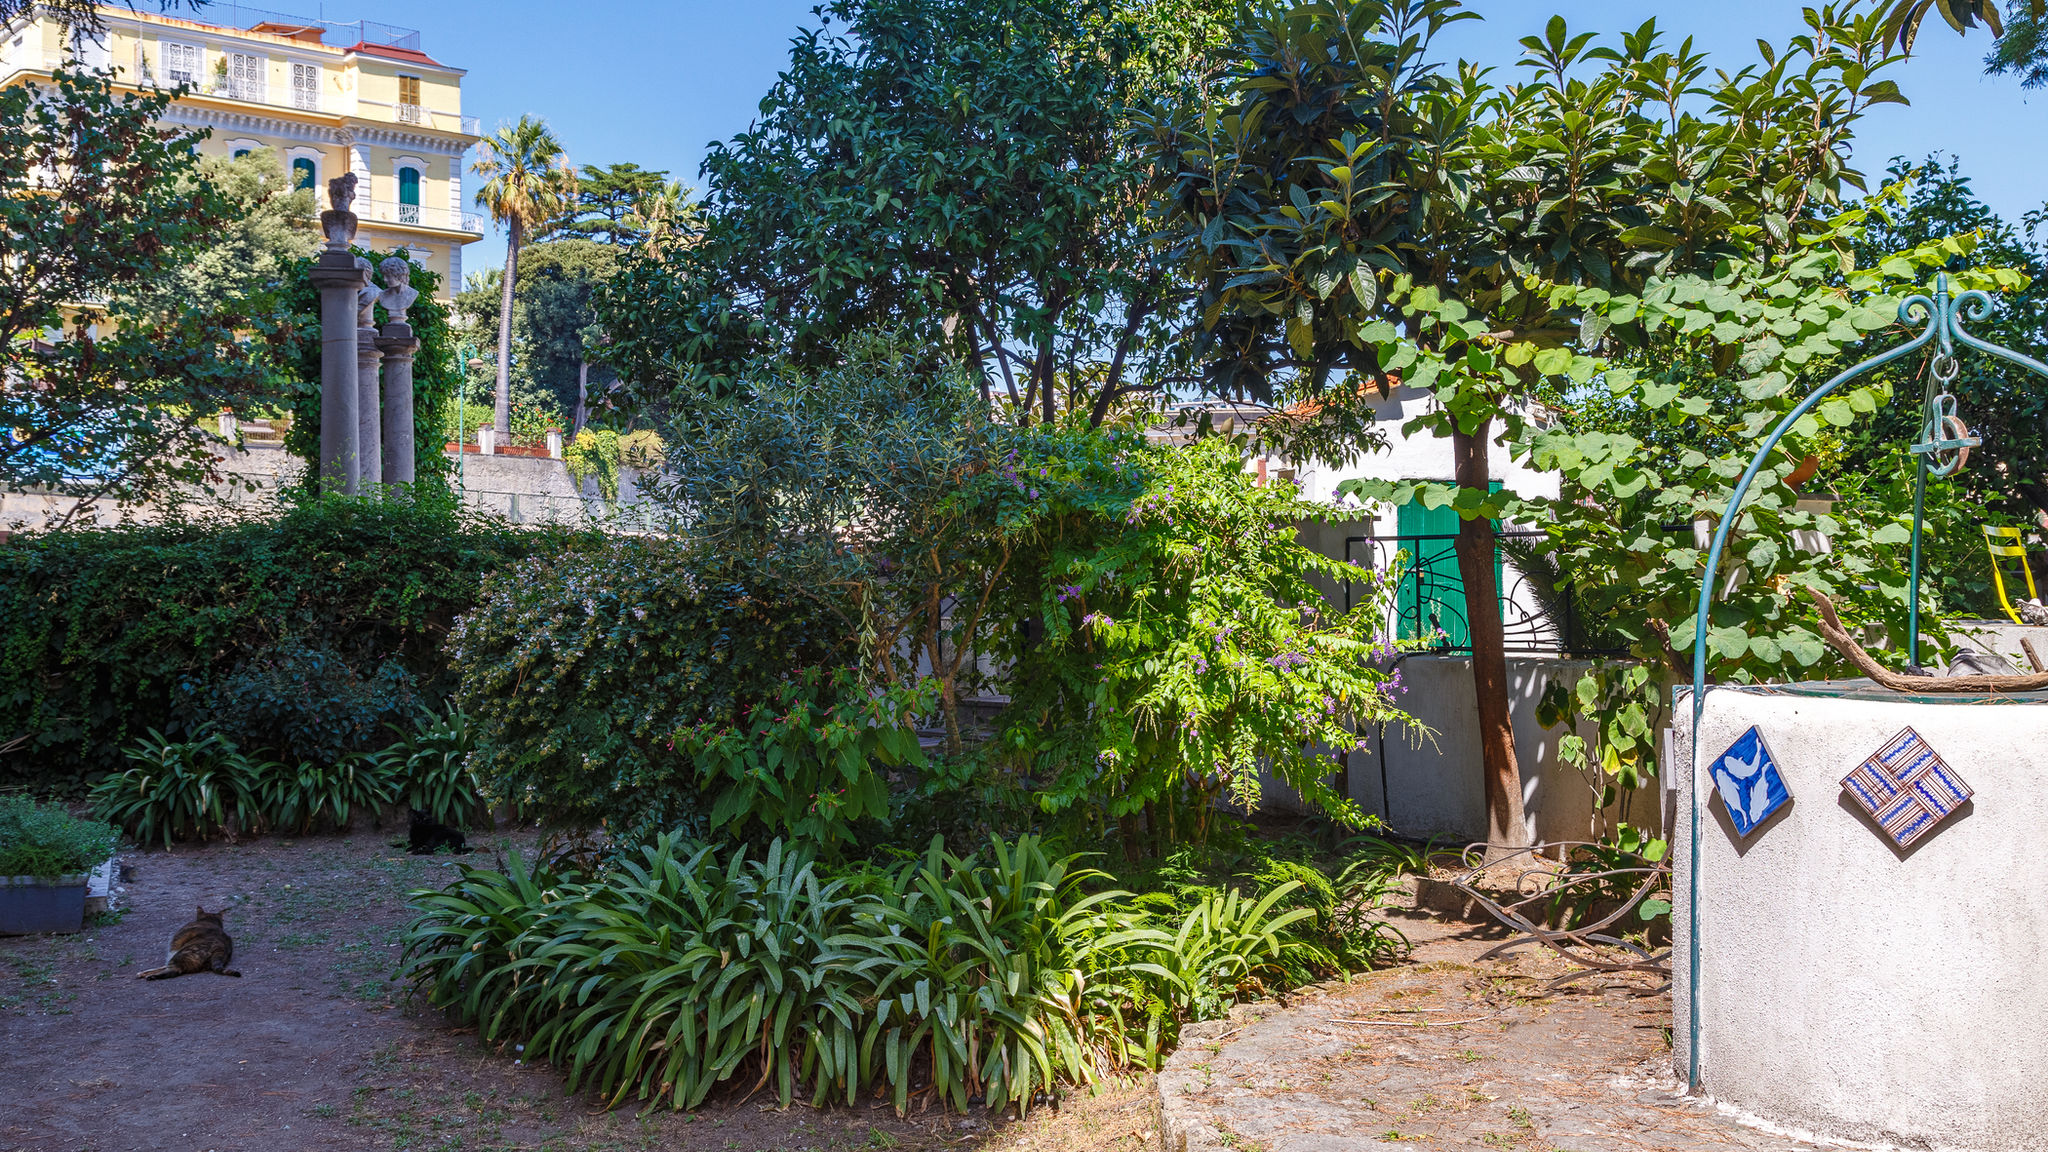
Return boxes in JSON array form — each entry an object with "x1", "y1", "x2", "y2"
[{"x1": 1056, "y1": 584, "x2": 1083, "y2": 603}]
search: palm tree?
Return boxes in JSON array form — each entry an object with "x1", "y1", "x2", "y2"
[
  {"x1": 472, "y1": 115, "x2": 574, "y2": 439},
  {"x1": 624, "y1": 179, "x2": 701, "y2": 259}
]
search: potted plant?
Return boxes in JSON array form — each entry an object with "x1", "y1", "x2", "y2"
[{"x1": 0, "y1": 796, "x2": 119, "y2": 935}]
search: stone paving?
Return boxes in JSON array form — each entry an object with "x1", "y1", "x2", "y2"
[{"x1": 1155, "y1": 910, "x2": 1821, "y2": 1152}]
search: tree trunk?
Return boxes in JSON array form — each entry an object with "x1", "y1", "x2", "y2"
[
  {"x1": 494, "y1": 218, "x2": 521, "y2": 440},
  {"x1": 1451, "y1": 417, "x2": 1529, "y2": 856},
  {"x1": 1036, "y1": 346, "x2": 1055, "y2": 424}
]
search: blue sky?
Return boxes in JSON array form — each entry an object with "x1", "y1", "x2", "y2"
[{"x1": 340, "y1": 0, "x2": 2047, "y2": 275}]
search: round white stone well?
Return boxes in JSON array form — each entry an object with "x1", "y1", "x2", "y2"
[{"x1": 1674, "y1": 684, "x2": 2048, "y2": 1151}]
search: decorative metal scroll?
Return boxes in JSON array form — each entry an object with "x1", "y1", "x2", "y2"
[
  {"x1": 1344, "y1": 529, "x2": 1626, "y2": 656},
  {"x1": 1450, "y1": 843, "x2": 1672, "y2": 989},
  {"x1": 1683, "y1": 274, "x2": 2048, "y2": 1091}
]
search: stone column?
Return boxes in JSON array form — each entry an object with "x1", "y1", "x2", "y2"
[
  {"x1": 377, "y1": 326, "x2": 419, "y2": 484},
  {"x1": 354, "y1": 258, "x2": 384, "y2": 490},
  {"x1": 310, "y1": 179, "x2": 363, "y2": 495},
  {"x1": 375, "y1": 256, "x2": 421, "y2": 485}
]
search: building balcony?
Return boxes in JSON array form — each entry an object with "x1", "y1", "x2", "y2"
[
  {"x1": 358, "y1": 199, "x2": 484, "y2": 234},
  {"x1": 100, "y1": 67, "x2": 479, "y2": 135},
  {"x1": 361, "y1": 98, "x2": 480, "y2": 136}
]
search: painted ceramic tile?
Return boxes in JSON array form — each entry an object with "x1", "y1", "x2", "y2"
[
  {"x1": 1709, "y1": 726, "x2": 1791, "y2": 837},
  {"x1": 1841, "y1": 726, "x2": 1973, "y2": 849}
]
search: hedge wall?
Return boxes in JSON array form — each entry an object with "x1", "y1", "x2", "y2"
[{"x1": 0, "y1": 493, "x2": 568, "y2": 790}]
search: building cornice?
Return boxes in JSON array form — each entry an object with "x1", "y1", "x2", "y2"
[{"x1": 340, "y1": 118, "x2": 475, "y2": 154}]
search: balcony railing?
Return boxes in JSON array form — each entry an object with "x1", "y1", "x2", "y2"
[
  {"x1": 201, "y1": 76, "x2": 269, "y2": 104},
  {"x1": 358, "y1": 199, "x2": 484, "y2": 233},
  {"x1": 356, "y1": 99, "x2": 476, "y2": 135}
]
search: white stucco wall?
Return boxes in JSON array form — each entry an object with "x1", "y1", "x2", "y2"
[
  {"x1": 1257, "y1": 653, "x2": 1654, "y2": 847},
  {"x1": 1288, "y1": 381, "x2": 1561, "y2": 510},
  {"x1": 1673, "y1": 687, "x2": 2048, "y2": 1151}
]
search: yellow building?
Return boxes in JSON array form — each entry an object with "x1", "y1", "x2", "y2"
[{"x1": 0, "y1": 6, "x2": 482, "y2": 298}]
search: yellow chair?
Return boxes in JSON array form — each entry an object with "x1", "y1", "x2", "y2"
[{"x1": 1984, "y1": 525, "x2": 2040, "y2": 624}]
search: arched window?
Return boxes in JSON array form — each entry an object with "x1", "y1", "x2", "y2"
[
  {"x1": 292, "y1": 157, "x2": 315, "y2": 191},
  {"x1": 233, "y1": 148, "x2": 251, "y2": 160},
  {"x1": 397, "y1": 166, "x2": 421, "y2": 223}
]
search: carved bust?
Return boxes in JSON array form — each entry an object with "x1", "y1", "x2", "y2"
[
  {"x1": 354, "y1": 256, "x2": 379, "y2": 327},
  {"x1": 377, "y1": 256, "x2": 418, "y2": 324},
  {"x1": 321, "y1": 172, "x2": 361, "y2": 250}
]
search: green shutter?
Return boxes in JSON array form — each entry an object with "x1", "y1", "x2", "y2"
[{"x1": 1392, "y1": 481, "x2": 1503, "y2": 648}]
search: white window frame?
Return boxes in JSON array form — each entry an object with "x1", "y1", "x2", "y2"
[
  {"x1": 393, "y1": 158, "x2": 427, "y2": 225},
  {"x1": 285, "y1": 147, "x2": 323, "y2": 198},
  {"x1": 395, "y1": 74, "x2": 424, "y2": 124}
]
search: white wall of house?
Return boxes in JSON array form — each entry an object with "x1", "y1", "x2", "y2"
[{"x1": 1255, "y1": 653, "x2": 1663, "y2": 848}]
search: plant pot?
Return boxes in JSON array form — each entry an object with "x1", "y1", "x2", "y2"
[{"x1": 0, "y1": 873, "x2": 89, "y2": 935}]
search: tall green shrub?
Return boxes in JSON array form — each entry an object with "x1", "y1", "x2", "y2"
[
  {"x1": 449, "y1": 538, "x2": 873, "y2": 842},
  {"x1": 985, "y1": 429, "x2": 1413, "y2": 844},
  {"x1": 0, "y1": 492, "x2": 552, "y2": 789}
]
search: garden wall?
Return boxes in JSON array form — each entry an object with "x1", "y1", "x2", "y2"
[
  {"x1": 1258, "y1": 653, "x2": 1642, "y2": 847},
  {"x1": 0, "y1": 445, "x2": 657, "y2": 532}
]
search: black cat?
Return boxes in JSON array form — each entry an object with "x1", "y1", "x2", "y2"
[{"x1": 407, "y1": 808, "x2": 470, "y2": 855}]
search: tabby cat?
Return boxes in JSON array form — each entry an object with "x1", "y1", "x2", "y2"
[{"x1": 136, "y1": 906, "x2": 240, "y2": 979}]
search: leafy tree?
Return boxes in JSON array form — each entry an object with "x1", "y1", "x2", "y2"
[
  {"x1": 623, "y1": 178, "x2": 702, "y2": 258},
  {"x1": 1512, "y1": 214, "x2": 2023, "y2": 829},
  {"x1": 1881, "y1": 0, "x2": 2043, "y2": 52},
  {"x1": 596, "y1": 0, "x2": 1210, "y2": 424},
  {"x1": 472, "y1": 116, "x2": 576, "y2": 440},
  {"x1": 643, "y1": 332, "x2": 1002, "y2": 748},
  {"x1": 1147, "y1": 1, "x2": 1909, "y2": 851},
  {"x1": 147, "y1": 149, "x2": 317, "y2": 316},
  {"x1": 1986, "y1": 0, "x2": 2048, "y2": 84},
  {"x1": 547, "y1": 161, "x2": 670, "y2": 245},
  {"x1": 987, "y1": 429, "x2": 1411, "y2": 852},
  {"x1": 0, "y1": 68, "x2": 283, "y2": 523},
  {"x1": 454, "y1": 239, "x2": 622, "y2": 429},
  {"x1": 1843, "y1": 158, "x2": 2048, "y2": 522}
]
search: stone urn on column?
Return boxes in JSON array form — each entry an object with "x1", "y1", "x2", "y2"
[
  {"x1": 376, "y1": 257, "x2": 421, "y2": 485},
  {"x1": 308, "y1": 174, "x2": 363, "y2": 495}
]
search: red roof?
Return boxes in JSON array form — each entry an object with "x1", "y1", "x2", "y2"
[{"x1": 346, "y1": 42, "x2": 447, "y2": 68}]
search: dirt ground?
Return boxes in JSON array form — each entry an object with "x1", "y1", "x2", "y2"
[
  {"x1": 1156, "y1": 906, "x2": 1818, "y2": 1152},
  {"x1": 0, "y1": 828, "x2": 1156, "y2": 1152}
]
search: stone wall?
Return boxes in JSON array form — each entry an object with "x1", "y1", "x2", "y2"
[{"x1": 0, "y1": 445, "x2": 652, "y2": 531}]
